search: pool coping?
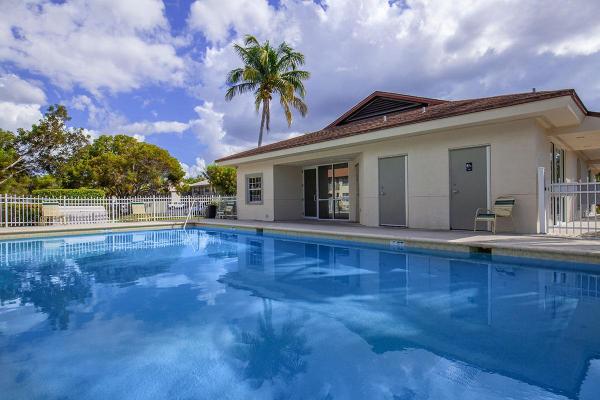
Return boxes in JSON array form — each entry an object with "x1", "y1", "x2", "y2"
[{"x1": 190, "y1": 220, "x2": 600, "y2": 265}]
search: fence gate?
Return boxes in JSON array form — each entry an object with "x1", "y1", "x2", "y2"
[{"x1": 546, "y1": 179, "x2": 600, "y2": 237}]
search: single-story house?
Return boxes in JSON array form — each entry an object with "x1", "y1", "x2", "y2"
[
  {"x1": 188, "y1": 180, "x2": 216, "y2": 196},
  {"x1": 216, "y1": 89, "x2": 600, "y2": 233}
]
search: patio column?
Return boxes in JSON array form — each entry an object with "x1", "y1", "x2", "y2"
[{"x1": 537, "y1": 167, "x2": 547, "y2": 234}]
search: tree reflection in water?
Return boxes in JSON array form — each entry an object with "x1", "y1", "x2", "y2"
[
  {"x1": 0, "y1": 246, "x2": 182, "y2": 330},
  {"x1": 1, "y1": 261, "x2": 91, "y2": 330},
  {"x1": 233, "y1": 299, "x2": 310, "y2": 389}
]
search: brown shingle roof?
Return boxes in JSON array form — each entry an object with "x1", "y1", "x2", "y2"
[{"x1": 216, "y1": 89, "x2": 589, "y2": 163}]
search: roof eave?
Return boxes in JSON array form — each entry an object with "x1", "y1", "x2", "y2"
[{"x1": 217, "y1": 94, "x2": 581, "y2": 166}]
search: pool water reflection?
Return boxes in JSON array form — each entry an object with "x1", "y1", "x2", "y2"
[{"x1": 0, "y1": 229, "x2": 599, "y2": 399}]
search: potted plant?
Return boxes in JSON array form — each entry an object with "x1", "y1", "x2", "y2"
[{"x1": 206, "y1": 200, "x2": 219, "y2": 219}]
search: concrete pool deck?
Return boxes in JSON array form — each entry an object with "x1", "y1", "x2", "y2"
[{"x1": 0, "y1": 219, "x2": 599, "y2": 264}]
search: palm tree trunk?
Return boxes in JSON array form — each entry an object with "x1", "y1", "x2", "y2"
[{"x1": 258, "y1": 103, "x2": 266, "y2": 147}]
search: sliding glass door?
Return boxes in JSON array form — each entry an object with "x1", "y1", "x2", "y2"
[
  {"x1": 318, "y1": 165, "x2": 332, "y2": 219},
  {"x1": 333, "y1": 163, "x2": 349, "y2": 219},
  {"x1": 304, "y1": 163, "x2": 349, "y2": 220}
]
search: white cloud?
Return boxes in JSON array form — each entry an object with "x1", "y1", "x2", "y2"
[
  {"x1": 69, "y1": 93, "x2": 242, "y2": 165},
  {"x1": 0, "y1": 102, "x2": 43, "y2": 132},
  {"x1": 188, "y1": 102, "x2": 245, "y2": 162},
  {"x1": 0, "y1": 74, "x2": 46, "y2": 132},
  {"x1": 538, "y1": 26, "x2": 600, "y2": 56},
  {"x1": 81, "y1": 128, "x2": 100, "y2": 141},
  {"x1": 180, "y1": 157, "x2": 206, "y2": 178},
  {"x1": 187, "y1": 0, "x2": 274, "y2": 44},
  {"x1": 0, "y1": 74, "x2": 46, "y2": 104},
  {"x1": 116, "y1": 121, "x2": 189, "y2": 135},
  {"x1": 70, "y1": 95, "x2": 190, "y2": 139},
  {"x1": 0, "y1": 0, "x2": 185, "y2": 94}
]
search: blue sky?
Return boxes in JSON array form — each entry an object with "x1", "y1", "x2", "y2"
[{"x1": 1, "y1": 0, "x2": 600, "y2": 177}]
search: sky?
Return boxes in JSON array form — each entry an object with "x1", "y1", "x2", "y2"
[{"x1": 1, "y1": 0, "x2": 600, "y2": 177}]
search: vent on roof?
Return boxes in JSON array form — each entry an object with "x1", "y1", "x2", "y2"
[{"x1": 337, "y1": 97, "x2": 427, "y2": 126}]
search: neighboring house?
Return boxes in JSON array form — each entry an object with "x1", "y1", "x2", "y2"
[
  {"x1": 188, "y1": 180, "x2": 216, "y2": 196},
  {"x1": 216, "y1": 89, "x2": 600, "y2": 233}
]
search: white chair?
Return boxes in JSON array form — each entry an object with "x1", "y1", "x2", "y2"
[{"x1": 474, "y1": 197, "x2": 516, "y2": 234}]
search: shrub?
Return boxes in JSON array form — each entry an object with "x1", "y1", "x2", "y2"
[
  {"x1": 32, "y1": 188, "x2": 106, "y2": 199},
  {"x1": 204, "y1": 164, "x2": 237, "y2": 195}
]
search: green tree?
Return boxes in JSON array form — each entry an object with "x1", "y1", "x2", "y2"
[
  {"x1": 204, "y1": 164, "x2": 237, "y2": 195},
  {"x1": 226, "y1": 34, "x2": 310, "y2": 147},
  {"x1": 1, "y1": 105, "x2": 89, "y2": 184},
  {"x1": 61, "y1": 135, "x2": 184, "y2": 196},
  {"x1": 0, "y1": 129, "x2": 28, "y2": 193}
]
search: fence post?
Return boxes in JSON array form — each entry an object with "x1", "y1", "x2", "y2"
[
  {"x1": 538, "y1": 167, "x2": 547, "y2": 234},
  {"x1": 153, "y1": 196, "x2": 156, "y2": 221},
  {"x1": 4, "y1": 193, "x2": 7, "y2": 228}
]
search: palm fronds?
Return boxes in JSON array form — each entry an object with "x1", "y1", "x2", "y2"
[{"x1": 225, "y1": 35, "x2": 311, "y2": 147}]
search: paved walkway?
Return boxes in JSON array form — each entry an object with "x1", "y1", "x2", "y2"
[{"x1": 193, "y1": 219, "x2": 600, "y2": 264}]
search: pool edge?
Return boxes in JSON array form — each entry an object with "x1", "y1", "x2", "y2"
[
  {"x1": 0, "y1": 220, "x2": 598, "y2": 265},
  {"x1": 191, "y1": 221, "x2": 600, "y2": 265}
]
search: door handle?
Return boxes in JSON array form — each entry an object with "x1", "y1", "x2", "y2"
[{"x1": 452, "y1": 189, "x2": 459, "y2": 194}]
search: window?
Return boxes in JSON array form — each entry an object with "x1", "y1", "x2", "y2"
[
  {"x1": 246, "y1": 174, "x2": 263, "y2": 204},
  {"x1": 247, "y1": 240, "x2": 263, "y2": 269}
]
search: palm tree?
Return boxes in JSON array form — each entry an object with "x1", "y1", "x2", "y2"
[
  {"x1": 233, "y1": 299, "x2": 310, "y2": 387},
  {"x1": 225, "y1": 35, "x2": 310, "y2": 147}
]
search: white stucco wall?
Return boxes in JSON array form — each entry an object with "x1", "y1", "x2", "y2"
[
  {"x1": 356, "y1": 119, "x2": 543, "y2": 232},
  {"x1": 236, "y1": 162, "x2": 274, "y2": 221},
  {"x1": 231, "y1": 117, "x2": 588, "y2": 233}
]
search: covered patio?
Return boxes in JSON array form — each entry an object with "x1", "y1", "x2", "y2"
[
  {"x1": 545, "y1": 113, "x2": 600, "y2": 236},
  {"x1": 272, "y1": 154, "x2": 358, "y2": 222}
]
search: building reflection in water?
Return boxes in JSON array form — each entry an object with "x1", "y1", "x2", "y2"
[{"x1": 221, "y1": 233, "x2": 600, "y2": 399}]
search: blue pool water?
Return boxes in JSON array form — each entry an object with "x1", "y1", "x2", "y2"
[{"x1": 1, "y1": 229, "x2": 599, "y2": 400}]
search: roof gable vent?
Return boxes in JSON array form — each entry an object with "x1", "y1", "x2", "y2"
[{"x1": 325, "y1": 91, "x2": 446, "y2": 129}]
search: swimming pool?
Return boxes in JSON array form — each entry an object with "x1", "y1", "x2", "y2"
[{"x1": 0, "y1": 228, "x2": 599, "y2": 400}]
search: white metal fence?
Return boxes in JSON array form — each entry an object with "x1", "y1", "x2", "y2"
[
  {"x1": 547, "y1": 181, "x2": 600, "y2": 237},
  {"x1": 0, "y1": 194, "x2": 236, "y2": 227}
]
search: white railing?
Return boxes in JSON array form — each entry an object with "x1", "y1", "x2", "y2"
[
  {"x1": 545, "y1": 271, "x2": 600, "y2": 301},
  {"x1": 547, "y1": 181, "x2": 600, "y2": 237},
  {"x1": 0, "y1": 194, "x2": 236, "y2": 227}
]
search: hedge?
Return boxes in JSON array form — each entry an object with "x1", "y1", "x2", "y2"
[{"x1": 32, "y1": 188, "x2": 106, "y2": 199}]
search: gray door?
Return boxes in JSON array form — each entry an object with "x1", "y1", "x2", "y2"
[
  {"x1": 450, "y1": 146, "x2": 488, "y2": 230},
  {"x1": 379, "y1": 156, "x2": 406, "y2": 226}
]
